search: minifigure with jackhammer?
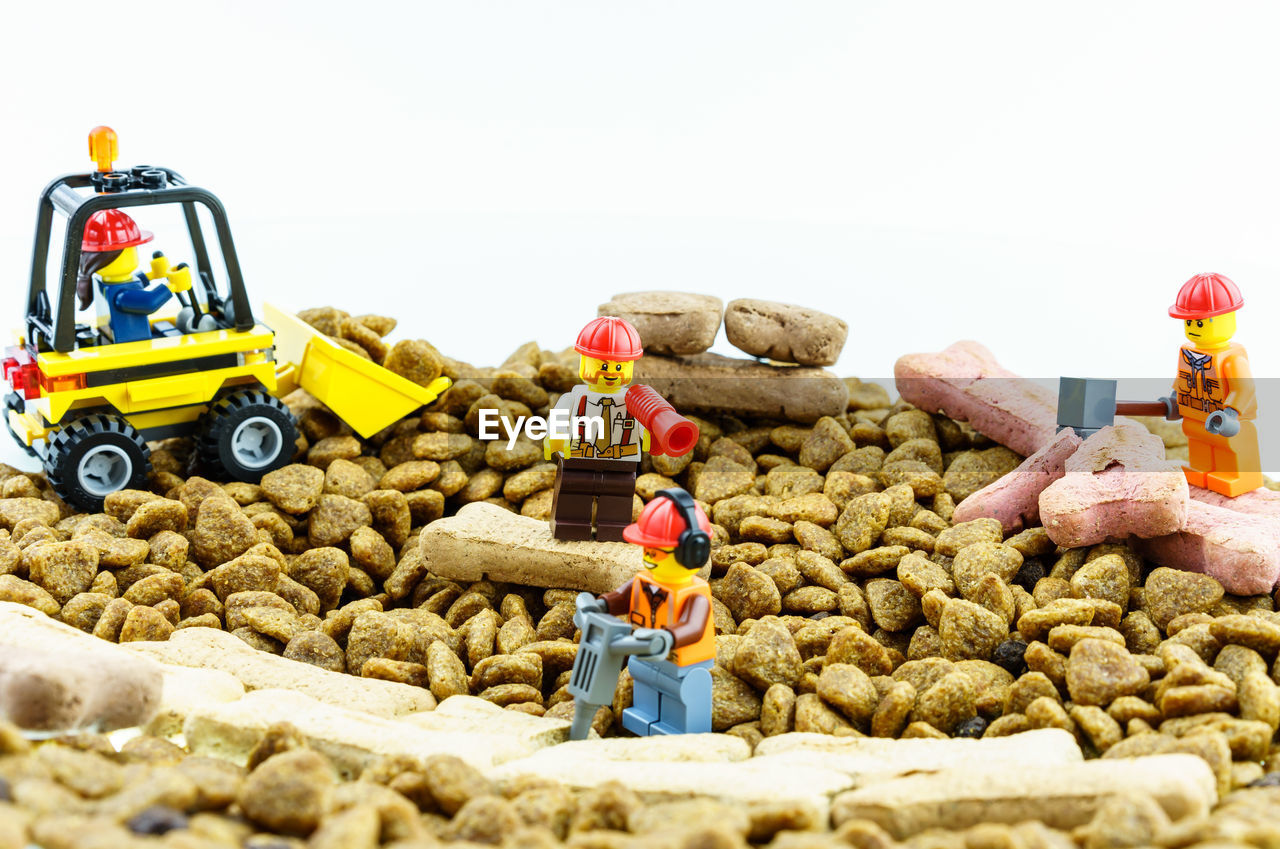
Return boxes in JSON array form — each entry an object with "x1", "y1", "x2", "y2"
[{"x1": 567, "y1": 487, "x2": 715, "y2": 739}]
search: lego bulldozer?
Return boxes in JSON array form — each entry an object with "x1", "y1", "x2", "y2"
[{"x1": 3, "y1": 128, "x2": 450, "y2": 511}]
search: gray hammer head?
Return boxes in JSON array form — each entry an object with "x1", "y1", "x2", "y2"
[{"x1": 1057, "y1": 377, "x2": 1117, "y2": 438}]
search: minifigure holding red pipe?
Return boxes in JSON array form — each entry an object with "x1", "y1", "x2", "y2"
[{"x1": 544, "y1": 316, "x2": 699, "y2": 541}]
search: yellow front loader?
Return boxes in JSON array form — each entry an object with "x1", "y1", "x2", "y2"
[{"x1": 4, "y1": 128, "x2": 448, "y2": 510}]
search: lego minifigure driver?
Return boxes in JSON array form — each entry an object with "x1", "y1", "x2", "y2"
[
  {"x1": 545, "y1": 316, "x2": 698, "y2": 541},
  {"x1": 76, "y1": 209, "x2": 200, "y2": 344},
  {"x1": 1160, "y1": 273, "x2": 1262, "y2": 497},
  {"x1": 579, "y1": 488, "x2": 715, "y2": 736}
]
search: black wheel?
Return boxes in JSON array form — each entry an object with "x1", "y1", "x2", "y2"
[
  {"x1": 196, "y1": 389, "x2": 299, "y2": 482},
  {"x1": 45, "y1": 414, "x2": 152, "y2": 512}
]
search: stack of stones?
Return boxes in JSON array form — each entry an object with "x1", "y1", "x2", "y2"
[
  {"x1": 599, "y1": 292, "x2": 853, "y2": 421},
  {"x1": 599, "y1": 291, "x2": 849, "y2": 367}
]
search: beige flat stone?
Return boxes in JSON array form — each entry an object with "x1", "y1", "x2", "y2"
[
  {"x1": 145, "y1": 663, "x2": 245, "y2": 739},
  {"x1": 492, "y1": 732, "x2": 751, "y2": 768},
  {"x1": 0, "y1": 601, "x2": 163, "y2": 733},
  {"x1": 633, "y1": 352, "x2": 848, "y2": 423},
  {"x1": 418, "y1": 502, "x2": 644, "y2": 593},
  {"x1": 754, "y1": 728, "x2": 1081, "y2": 785},
  {"x1": 491, "y1": 734, "x2": 847, "y2": 826},
  {"x1": 599, "y1": 291, "x2": 723, "y2": 356},
  {"x1": 724, "y1": 298, "x2": 849, "y2": 366},
  {"x1": 401, "y1": 695, "x2": 569, "y2": 749},
  {"x1": 184, "y1": 688, "x2": 536, "y2": 777},
  {"x1": 122, "y1": 626, "x2": 434, "y2": 718},
  {"x1": 830, "y1": 753, "x2": 1216, "y2": 838}
]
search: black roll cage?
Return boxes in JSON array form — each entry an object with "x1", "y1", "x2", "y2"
[{"x1": 26, "y1": 167, "x2": 255, "y2": 353}]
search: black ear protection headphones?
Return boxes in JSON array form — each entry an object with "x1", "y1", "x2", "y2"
[{"x1": 655, "y1": 488, "x2": 711, "y2": 569}]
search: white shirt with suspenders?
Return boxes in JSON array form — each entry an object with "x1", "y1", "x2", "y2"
[{"x1": 552, "y1": 385, "x2": 647, "y2": 462}]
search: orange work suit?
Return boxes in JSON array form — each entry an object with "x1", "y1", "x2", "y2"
[{"x1": 1173, "y1": 342, "x2": 1262, "y2": 496}]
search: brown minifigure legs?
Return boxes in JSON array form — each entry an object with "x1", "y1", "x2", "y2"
[
  {"x1": 1181, "y1": 419, "x2": 1263, "y2": 497},
  {"x1": 550, "y1": 457, "x2": 637, "y2": 541},
  {"x1": 593, "y1": 480, "x2": 636, "y2": 542}
]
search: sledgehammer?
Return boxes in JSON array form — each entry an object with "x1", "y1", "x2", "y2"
[{"x1": 1057, "y1": 377, "x2": 1178, "y2": 439}]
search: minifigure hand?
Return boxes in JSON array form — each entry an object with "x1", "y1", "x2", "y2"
[
  {"x1": 167, "y1": 263, "x2": 193, "y2": 293},
  {"x1": 573, "y1": 592, "x2": 608, "y2": 629},
  {"x1": 1205, "y1": 408, "x2": 1240, "y2": 437},
  {"x1": 632, "y1": 627, "x2": 674, "y2": 659},
  {"x1": 1156, "y1": 396, "x2": 1180, "y2": 422},
  {"x1": 575, "y1": 593, "x2": 607, "y2": 615},
  {"x1": 147, "y1": 251, "x2": 170, "y2": 280}
]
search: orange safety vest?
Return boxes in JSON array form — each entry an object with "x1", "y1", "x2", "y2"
[
  {"x1": 627, "y1": 571, "x2": 715, "y2": 666},
  {"x1": 1174, "y1": 343, "x2": 1256, "y2": 422}
]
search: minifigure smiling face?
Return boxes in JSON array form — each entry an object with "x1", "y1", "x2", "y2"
[
  {"x1": 579, "y1": 355, "x2": 634, "y2": 394},
  {"x1": 641, "y1": 545, "x2": 697, "y2": 584},
  {"x1": 1182, "y1": 311, "x2": 1237, "y2": 349}
]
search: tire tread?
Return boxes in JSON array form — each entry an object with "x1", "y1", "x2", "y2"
[{"x1": 195, "y1": 389, "x2": 298, "y2": 481}]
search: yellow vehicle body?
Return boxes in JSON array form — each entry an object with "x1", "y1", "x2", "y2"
[
  {"x1": 265, "y1": 303, "x2": 451, "y2": 438},
  {"x1": 9, "y1": 321, "x2": 277, "y2": 445},
  {"x1": 8, "y1": 303, "x2": 450, "y2": 446}
]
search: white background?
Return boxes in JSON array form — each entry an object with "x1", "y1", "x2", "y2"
[{"x1": 2, "y1": 1, "x2": 1277, "y2": 473}]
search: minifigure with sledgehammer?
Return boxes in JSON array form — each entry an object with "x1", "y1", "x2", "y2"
[{"x1": 1058, "y1": 272, "x2": 1261, "y2": 498}]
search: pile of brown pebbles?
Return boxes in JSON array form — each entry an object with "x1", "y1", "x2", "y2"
[{"x1": 0, "y1": 303, "x2": 1277, "y2": 849}]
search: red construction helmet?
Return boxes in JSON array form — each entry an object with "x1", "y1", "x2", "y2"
[
  {"x1": 1169, "y1": 273, "x2": 1243, "y2": 319},
  {"x1": 82, "y1": 209, "x2": 153, "y2": 252},
  {"x1": 575, "y1": 316, "x2": 643, "y2": 361},
  {"x1": 623, "y1": 491, "x2": 710, "y2": 548}
]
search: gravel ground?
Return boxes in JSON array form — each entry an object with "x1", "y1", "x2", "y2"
[{"x1": 0, "y1": 305, "x2": 1277, "y2": 848}]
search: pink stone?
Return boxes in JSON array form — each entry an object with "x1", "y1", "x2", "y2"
[
  {"x1": 893, "y1": 341, "x2": 1058, "y2": 457},
  {"x1": 1189, "y1": 485, "x2": 1280, "y2": 520},
  {"x1": 952, "y1": 428, "x2": 1082, "y2": 534},
  {"x1": 1064, "y1": 419, "x2": 1177, "y2": 476},
  {"x1": 1138, "y1": 500, "x2": 1280, "y2": 595},
  {"x1": 1039, "y1": 421, "x2": 1189, "y2": 548}
]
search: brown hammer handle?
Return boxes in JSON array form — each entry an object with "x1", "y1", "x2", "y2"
[{"x1": 1116, "y1": 401, "x2": 1172, "y2": 417}]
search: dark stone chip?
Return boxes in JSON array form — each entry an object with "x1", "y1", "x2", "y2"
[
  {"x1": 992, "y1": 639, "x2": 1028, "y2": 676},
  {"x1": 1013, "y1": 558, "x2": 1046, "y2": 593},
  {"x1": 1248, "y1": 772, "x2": 1280, "y2": 788},
  {"x1": 126, "y1": 805, "x2": 188, "y2": 835}
]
